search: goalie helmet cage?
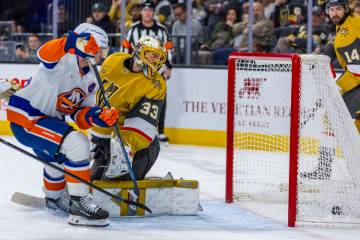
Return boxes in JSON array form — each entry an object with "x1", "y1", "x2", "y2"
[{"x1": 226, "y1": 52, "x2": 360, "y2": 227}]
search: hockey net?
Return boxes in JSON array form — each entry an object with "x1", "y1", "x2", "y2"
[{"x1": 226, "y1": 53, "x2": 360, "y2": 226}]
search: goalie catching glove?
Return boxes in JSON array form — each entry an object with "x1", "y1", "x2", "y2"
[
  {"x1": 0, "y1": 79, "x2": 21, "y2": 101},
  {"x1": 104, "y1": 138, "x2": 133, "y2": 179}
]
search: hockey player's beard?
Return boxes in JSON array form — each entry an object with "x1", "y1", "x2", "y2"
[
  {"x1": 331, "y1": 16, "x2": 342, "y2": 25},
  {"x1": 331, "y1": 12, "x2": 348, "y2": 26}
]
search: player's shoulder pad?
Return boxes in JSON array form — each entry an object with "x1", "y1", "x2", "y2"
[
  {"x1": 125, "y1": 96, "x2": 164, "y2": 127},
  {"x1": 101, "y1": 52, "x2": 132, "y2": 72},
  {"x1": 105, "y1": 52, "x2": 132, "y2": 62}
]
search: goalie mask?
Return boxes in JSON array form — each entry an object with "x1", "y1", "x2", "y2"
[{"x1": 133, "y1": 35, "x2": 167, "y2": 79}]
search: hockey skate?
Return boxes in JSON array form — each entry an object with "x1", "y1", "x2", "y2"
[
  {"x1": 68, "y1": 195, "x2": 109, "y2": 227},
  {"x1": 158, "y1": 134, "x2": 169, "y2": 146},
  {"x1": 45, "y1": 194, "x2": 70, "y2": 213}
]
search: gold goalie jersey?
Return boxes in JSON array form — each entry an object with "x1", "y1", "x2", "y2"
[
  {"x1": 334, "y1": 14, "x2": 360, "y2": 93},
  {"x1": 90, "y1": 52, "x2": 166, "y2": 153}
]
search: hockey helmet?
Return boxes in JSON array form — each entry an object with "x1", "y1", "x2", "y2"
[
  {"x1": 326, "y1": 0, "x2": 349, "y2": 14},
  {"x1": 74, "y1": 23, "x2": 109, "y2": 58},
  {"x1": 133, "y1": 35, "x2": 167, "y2": 79}
]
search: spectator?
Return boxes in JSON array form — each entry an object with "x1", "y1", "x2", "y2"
[
  {"x1": 192, "y1": 0, "x2": 208, "y2": 24},
  {"x1": 172, "y1": 3, "x2": 204, "y2": 63},
  {"x1": 353, "y1": 1, "x2": 360, "y2": 15},
  {"x1": 27, "y1": 34, "x2": 41, "y2": 56},
  {"x1": 57, "y1": 4, "x2": 70, "y2": 36},
  {"x1": 108, "y1": 0, "x2": 143, "y2": 31},
  {"x1": 210, "y1": 2, "x2": 274, "y2": 65},
  {"x1": 86, "y1": 2, "x2": 116, "y2": 33},
  {"x1": 197, "y1": 6, "x2": 240, "y2": 64},
  {"x1": 274, "y1": 6, "x2": 329, "y2": 53},
  {"x1": 200, "y1": 7, "x2": 240, "y2": 51},
  {"x1": 236, "y1": 2, "x2": 274, "y2": 52},
  {"x1": 204, "y1": 0, "x2": 227, "y2": 35},
  {"x1": 154, "y1": 0, "x2": 175, "y2": 31},
  {"x1": 263, "y1": 0, "x2": 276, "y2": 19},
  {"x1": 271, "y1": 0, "x2": 306, "y2": 28},
  {"x1": 15, "y1": 43, "x2": 30, "y2": 62}
]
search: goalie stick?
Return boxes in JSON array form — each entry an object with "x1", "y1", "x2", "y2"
[
  {"x1": 0, "y1": 137, "x2": 151, "y2": 213},
  {"x1": 87, "y1": 59, "x2": 141, "y2": 215}
]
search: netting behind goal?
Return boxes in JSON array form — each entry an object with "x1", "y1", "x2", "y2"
[{"x1": 226, "y1": 53, "x2": 360, "y2": 226}]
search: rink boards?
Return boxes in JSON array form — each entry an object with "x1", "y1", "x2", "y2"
[{"x1": 0, "y1": 63, "x2": 343, "y2": 147}]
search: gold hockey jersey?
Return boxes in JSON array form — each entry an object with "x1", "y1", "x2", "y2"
[
  {"x1": 90, "y1": 52, "x2": 166, "y2": 153},
  {"x1": 334, "y1": 14, "x2": 360, "y2": 92}
]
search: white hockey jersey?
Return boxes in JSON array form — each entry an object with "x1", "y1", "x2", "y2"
[{"x1": 7, "y1": 37, "x2": 98, "y2": 130}]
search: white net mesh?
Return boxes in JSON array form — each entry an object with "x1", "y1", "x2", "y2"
[{"x1": 231, "y1": 54, "x2": 360, "y2": 224}]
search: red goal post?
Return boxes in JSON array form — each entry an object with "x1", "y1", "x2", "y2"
[{"x1": 226, "y1": 52, "x2": 360, "y2": 227}]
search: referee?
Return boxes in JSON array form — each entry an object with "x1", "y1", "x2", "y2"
[{"x1": 121, "y1": 0, "x2": 173, "y2": 145}]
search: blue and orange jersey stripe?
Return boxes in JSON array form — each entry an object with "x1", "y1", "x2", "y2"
[{"x1": 7, "y1": 95, "x2": 46, "y2": 129}]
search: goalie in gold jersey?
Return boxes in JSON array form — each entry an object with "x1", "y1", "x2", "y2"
[
  {"x1": 328, "y1": 0, "x2": 360, "y2": 131},
  {"x1": 89, "y1": 35, "x2": 167, "y2": 180}
]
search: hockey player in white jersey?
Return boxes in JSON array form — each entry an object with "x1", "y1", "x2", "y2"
[{"x1": 6, "y1": 23, "x2": 118, "y2": 227}]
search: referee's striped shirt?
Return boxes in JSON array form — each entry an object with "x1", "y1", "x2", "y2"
[{"x1": 121, "y1": 20, "x2": 173, "y2": 67}]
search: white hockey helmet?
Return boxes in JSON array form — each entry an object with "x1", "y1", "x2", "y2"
[{"x1": 74, "y1": 23, "x2": 109, "y2": 57}]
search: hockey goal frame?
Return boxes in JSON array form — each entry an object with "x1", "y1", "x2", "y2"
[{"x1": 225, "y1": 52, "x2": 301, "y2": 227}]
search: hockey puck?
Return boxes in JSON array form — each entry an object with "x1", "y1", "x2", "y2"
[{"x1": 331, "y1": 205, "x2": 342, "y2": 215}]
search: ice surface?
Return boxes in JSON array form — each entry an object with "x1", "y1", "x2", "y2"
[{"x1": 0, "y1": 137, "x2": 359, "y2": 240}]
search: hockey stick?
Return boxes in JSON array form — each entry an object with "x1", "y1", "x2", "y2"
[
  {"x1": 300, "y1": 98, "x2": 323, "y2": 129},
  {"x1": 87, "y1": 59, "x2": 141, "y2": 203},
  {"x1": 0, "y1": 137, "x2": 151, "y2": 213}
]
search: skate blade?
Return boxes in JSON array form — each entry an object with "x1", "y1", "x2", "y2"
[{"x1": 68, "y1": 214, "x2": 109, "y2": 227}]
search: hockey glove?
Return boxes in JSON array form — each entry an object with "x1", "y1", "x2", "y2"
[
  {"x1": 85, "y1": 106, "x2": 119, "y2": 128},
  {"x1": 0, "y1": 79, "x2": 21, "y2": 101},
  {"x1": 105, "y1": 138, "x2": 133, "y2": 179},
  {"x1": 65, "y1": 31, "x2": 99, "y2": 58}
]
